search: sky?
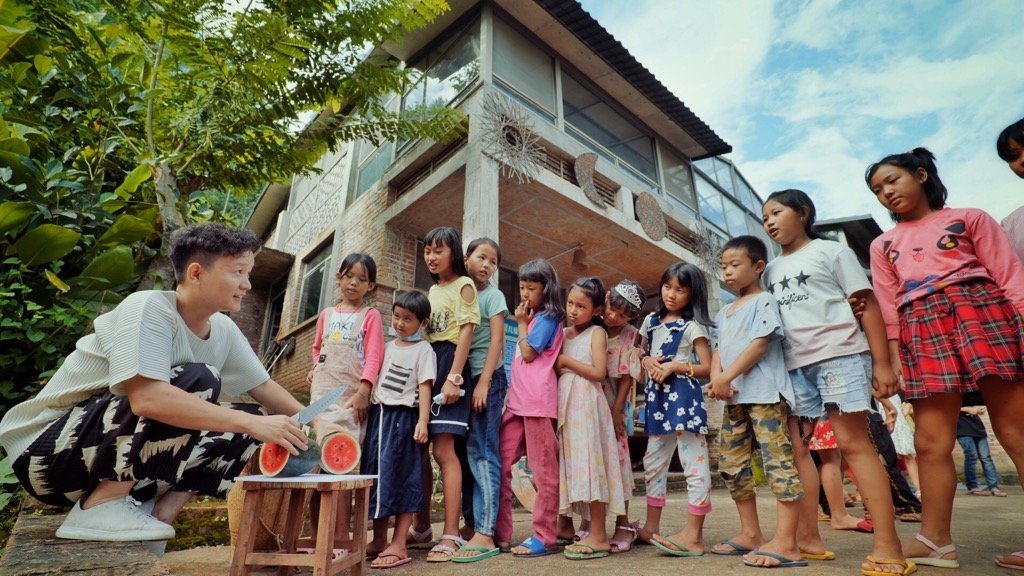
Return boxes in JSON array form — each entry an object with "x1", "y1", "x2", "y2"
[{"x1": 578, "y1": 0, "x2": 1024, "y2": 229}]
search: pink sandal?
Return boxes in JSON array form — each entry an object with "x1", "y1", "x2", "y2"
[{"x1": 609, "y1": 521, "x2": 638, "y2": 553}]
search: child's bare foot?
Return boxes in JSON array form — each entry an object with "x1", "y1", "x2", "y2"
[
  {"x1": 453, "y1": 533, "x2": 497, "y2": 558},
  {"x1": 636, "y1": 524, "x2": 657, "y2": 544},
  {"x1": 370, "y1": 543, "x2": 410, "y2": 569},
  {"x1": 711, "y1": 534, "x2": 762, "y2": 554},
  {"x1": 366, "y1": 540, "x2": 387, "y2": 560},
  {"x1": 749, "y1": 537, "x2": 801, "y2": 564},
  {"x1": 652, "y1": 530, "x2": 703, "y2": 554},
  {"x1": 830, "y1": 513, "x2": 865, "y2": 531}
]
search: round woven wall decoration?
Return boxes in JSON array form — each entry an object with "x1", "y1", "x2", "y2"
[
  {"x1": 635, "y1": 191, "x2": 666, "y2": 241},
  {"x1": 480, "y1": 91, "x2": 545, "y2": 184},
  {"x1": 573, "y1": 152, "x2": 605, "y2": 207}
]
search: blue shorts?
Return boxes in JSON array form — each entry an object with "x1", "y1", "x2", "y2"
[{"x1": 789, "y1": 353, "x2": 873, "y2": 418}]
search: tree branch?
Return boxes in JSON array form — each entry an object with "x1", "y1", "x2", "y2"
[{"x1": 146, "y1": 20, "x2": 168, "y2": 157}]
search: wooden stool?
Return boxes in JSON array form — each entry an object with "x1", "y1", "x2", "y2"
[{"x1": 230, "y1": 475, "x2": 374, "y2": 576}]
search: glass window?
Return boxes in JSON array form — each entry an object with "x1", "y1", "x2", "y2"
[
  {"x1": 695, "y1": 172, "x2": 727, "y2": 232},
  {"x1": 493, "y1": 17, "x2": 556, "y2": 113},
  {"x1": 561, "y1": 71, "x2": 656, "y2": 182},
  {"x1": 723, "y1": 196, "x2": 748, "y2": 237},
  {"x1": 298, "y1": 245, "x2": 331, "y2": 323},
  {"x1": 660, "y1": 147, "x2": 697, "y2": 212},
  {"x1": 735, "y1": 177, "x2": 759, "y2": 213},
  {"x1": 693, "y1": 157, "x2": 716, "y2": 178},
  {"x1": 423, "y1": 22, "x2": 480, "y2": 107},
  {"x1": 355, "y1": 142, "x2": 395, "y2": 198},
  {"x1": 713, "y1": 158, "x2": 735, "y2": 195}
]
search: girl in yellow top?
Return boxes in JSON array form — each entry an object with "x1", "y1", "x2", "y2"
[{"x1": 421, "y1": 226, "x2": 480, "y2": 561}]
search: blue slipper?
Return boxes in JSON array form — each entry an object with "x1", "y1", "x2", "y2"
[
  {"x1": 712, "y1": 539, "x2": 753, "y2": 556},
  {"x1": 512, "y1": 536, "x2": 559, "y2": 558},
  {"x1": 742, "y1": 549, "x2": 810, "y2": 568}
]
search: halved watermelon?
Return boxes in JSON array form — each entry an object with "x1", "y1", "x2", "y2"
[
  {"x1": 258, "y1": 438, "x2": 321, "y2": 477},
  {"x1": 319, "y1": 431, "x2": 360, "y2": 474}
]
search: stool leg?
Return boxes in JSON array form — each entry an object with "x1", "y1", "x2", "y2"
[
  {"x1": 230, "y1": 488, "x2": 262, "y2": 576},
  {"x1": 314, "y1": 490, "x2": 339, "y2": 576},
  {"x1": 350, "y1": 487, "x2": 369, "y2": 576},
  {"x1": 277, "y1": 489, "x2": 306, "y2": 576}
]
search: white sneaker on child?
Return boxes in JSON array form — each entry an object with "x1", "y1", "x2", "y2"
[{"x1": 56, "y1": 496, "x2": 175, "y2": 541}]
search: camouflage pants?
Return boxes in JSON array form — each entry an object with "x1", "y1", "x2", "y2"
[
  {"x1": 13, "y1": 363, "x2": 263, "y2": 507},
  {"x1": 718, "y1": 402, "x2": 803, "y2": 502}
]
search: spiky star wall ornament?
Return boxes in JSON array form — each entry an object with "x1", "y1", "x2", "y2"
[
  {"x1": 480, "y1": 91, "x2": 545, "y2": 184},
  {"x1": 690, "y1": 218, "x2": 724, "y2": 278}
]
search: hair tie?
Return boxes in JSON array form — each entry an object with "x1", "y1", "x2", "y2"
[{"x1": 613, "y1": 282, "x2": 643, "y2": 311}]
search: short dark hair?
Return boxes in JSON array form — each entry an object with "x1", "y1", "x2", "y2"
[
  {"x1": 169, "y1": 223, "x2": 261, "y2": 282},
  {"x1": 722, "y1": 235, "x2": 768, "y2": 266},
  {"x1": 466, "y1": 237, "x2": 501, "y2": 265},
  {"x1": 864, "y1": 147, "x2": 947, "y2": 223},
  {"x1": 997, "y1": 118, "x2": 1024, "y2": 161},
  {"x1": 393, "y1": 290, "x2": 431, "y2": 322}
]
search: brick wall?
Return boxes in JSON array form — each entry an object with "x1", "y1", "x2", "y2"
[{"x1": 231, "y1": 287, "x2": 269, "y2": 354}]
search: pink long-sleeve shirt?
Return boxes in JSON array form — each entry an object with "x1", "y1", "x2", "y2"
[
  {"x1": 870, "y1": 207, "x2": 1024, "y2": 340},
  {"x1": 310, "y1": 306, "x2": 384, "y2": 385}
]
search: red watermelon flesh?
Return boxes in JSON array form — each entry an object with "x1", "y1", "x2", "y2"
[
  {"x1": 258, "y1": 438, "x2": 320, "y2": 477},
  {"x1": 320, "y1": 431, "x2": 360, "y2": 474}
]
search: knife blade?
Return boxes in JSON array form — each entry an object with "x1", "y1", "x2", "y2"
[{"x1": 292, "y1": 385, "x2": 346, "y2": 425}]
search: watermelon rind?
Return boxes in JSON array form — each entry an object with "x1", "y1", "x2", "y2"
[
  {"x1": 320, "y1": 431, "x2": 360, "y2": 474},
  {"x1": 258, "y1": 438, "x2": 321, "y2": 477}
]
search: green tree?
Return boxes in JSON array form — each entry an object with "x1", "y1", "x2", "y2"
[{"x1": 0, "y1": 0, "x2": 464, "y2": 411}]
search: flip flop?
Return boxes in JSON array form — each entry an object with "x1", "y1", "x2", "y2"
[
  {"x1": 861, "y1": 556, "x2": 917, "y2": 576},
  {"x1": 995, "y1": 551, "x2": 1024, "y2": 571},
  {"x1": 512, "y1": 536, "x2": 559, "y2": 558},
  {"x1": 906, "y1": 533, "x2": 959, "y2": 568},
  {"x1": 425, "y1": 534, "x2": 466, "y2": 562},
  {"x1": 711, "y1": 539, "x2": 753, "y2": 556},
  {"x1": 855, "y1": 519, "x2": 874, "y2": 533},
  {"x1": 564, "y1": 543, "x2": 610, "y2": 560},
  {"x1": 800, "y1": 548, "x2": 836, "y2": 561},
  {"x1": 742, "y1": 549, "x2": 810, "y2": 568},
  {"x1": 370, "y1": 554, "x2": 412, "y2": 570},
  {"x1": 451, "y1": 545, "x2": 500, "y2": 563},
  {"x1": 555, "y1": 536, "x2": 576, "y2": 546},
  {"x1": 650, "y1": 534, "x2": 704, "y2": 557}
]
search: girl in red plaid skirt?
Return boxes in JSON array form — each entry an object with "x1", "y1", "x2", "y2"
[{"x1": 868, "y1": 148, "x2": 1024, "y2": 571}]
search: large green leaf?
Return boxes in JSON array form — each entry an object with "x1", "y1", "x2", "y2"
[
  {"x1": 94, "y1": 214, "x2": 154, "y2": 250},
  {"x1": 72, "y1": 245, "x2": 135, "y2": 289},
  {"x1": 12, "y1": 223, "x2": 80, "y2": 265},
  {"x1": 0, "y1": 201, "x2": 35, "y2": 236},
  {"x1": 113, "y1": 164, "x2": 151, "y2": 198}
]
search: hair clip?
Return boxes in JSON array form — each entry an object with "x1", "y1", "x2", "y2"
[{"x1": 613, "y1": 283, "x2": 643, "y2": 310}]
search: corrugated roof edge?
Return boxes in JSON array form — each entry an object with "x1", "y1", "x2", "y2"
[{"x1": 536, "y1": 0, "x2": 732, "y2": 159}]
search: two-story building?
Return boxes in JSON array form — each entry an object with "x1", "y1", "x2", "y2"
[{"x1": 239, "y1": 0, "x2": 773, "y2": 397}]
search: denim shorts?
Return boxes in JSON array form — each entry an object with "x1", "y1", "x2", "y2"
[{"x1": 789, "y1": 352, "x2": 873, "y2": 418}]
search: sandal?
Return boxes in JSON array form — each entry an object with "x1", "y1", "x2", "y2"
[
  {"x1": 512, "y1": 536, "x2": 559, "y2": 557},
  {"x1": 996, "y1": 551, "x2": 1024, "y2": 571},
  {"x1": 609, "y1": 521, "x2": 638, "y2": 553},
  {"x1": 906, "y1": 533, "x2": 959, "y2": 568},
  {"x1": 406, "y1": 525, "x2": 433, "y2": 547},
  {"x1": 425, "y1": 534, "x2": 466, "y2": 563},
  {"x1": 564, "y1": 543, "x2": 610, "y2": 560},
  {"x1": 862, "y1": 556, "x2": 917, "y2": 576},
  {"x1": 899, "y1": 511, "x2": 922, "y2": 523},
  {"x1": 296, "y1": 547, "x2": 348, "y2": 562},
  {"x1": 370, "y1": 553, "x2": 411, "y2": 569}
]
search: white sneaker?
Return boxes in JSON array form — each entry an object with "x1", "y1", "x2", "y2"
[{"x1": 56, "y1": 497, "x2": 176, "y2": 541}]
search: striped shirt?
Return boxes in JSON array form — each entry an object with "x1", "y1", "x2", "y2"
[
  {"x1": 371, "y1": 340, "x2": 436, "y2": 407},
  {"x1": 0, "y1": 291, "x2": 269, "y2": 458}
]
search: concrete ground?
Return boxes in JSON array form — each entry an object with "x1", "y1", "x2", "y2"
[{"x1": 154, "y1": 485, "x2": 1024, "y2": 576}]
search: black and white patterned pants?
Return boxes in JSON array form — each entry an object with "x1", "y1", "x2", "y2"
[{"x1": 13, "y1": 363, "x2": 263, "y2": 507}]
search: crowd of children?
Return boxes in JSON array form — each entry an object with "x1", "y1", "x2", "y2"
[{"x1": 300, "y1": 117, "x2": 1024, "y2": 574}]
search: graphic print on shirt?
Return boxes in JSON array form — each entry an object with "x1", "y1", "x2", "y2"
[
  {"x1": 326, "y1": 311, "x2": 358, "y2": 342},
  {"x1": 426, "y1": 310, "x2": 452, "y2": 335},
  {"x1": 379, "y1": 362, "x2": 414, "y2": 395},
  {"x1": 886, "y1": 220, "x2": 968, "y2": 297},
  {"x1": 766, "y1": 269, "x2": 811, "y2": 310}
]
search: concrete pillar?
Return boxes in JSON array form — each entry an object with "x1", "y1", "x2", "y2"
[{"x1": 462, "y1": 151, "x2": 501, "y2": 245}]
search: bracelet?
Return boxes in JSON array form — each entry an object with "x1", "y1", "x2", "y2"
[{"x1": 685, "y1": 362, "x2": 695, "y2": 378}]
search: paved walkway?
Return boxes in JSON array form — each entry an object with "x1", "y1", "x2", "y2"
[{"x1": 154, "y1": 485, "x2": 1023, "y2": 575}]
